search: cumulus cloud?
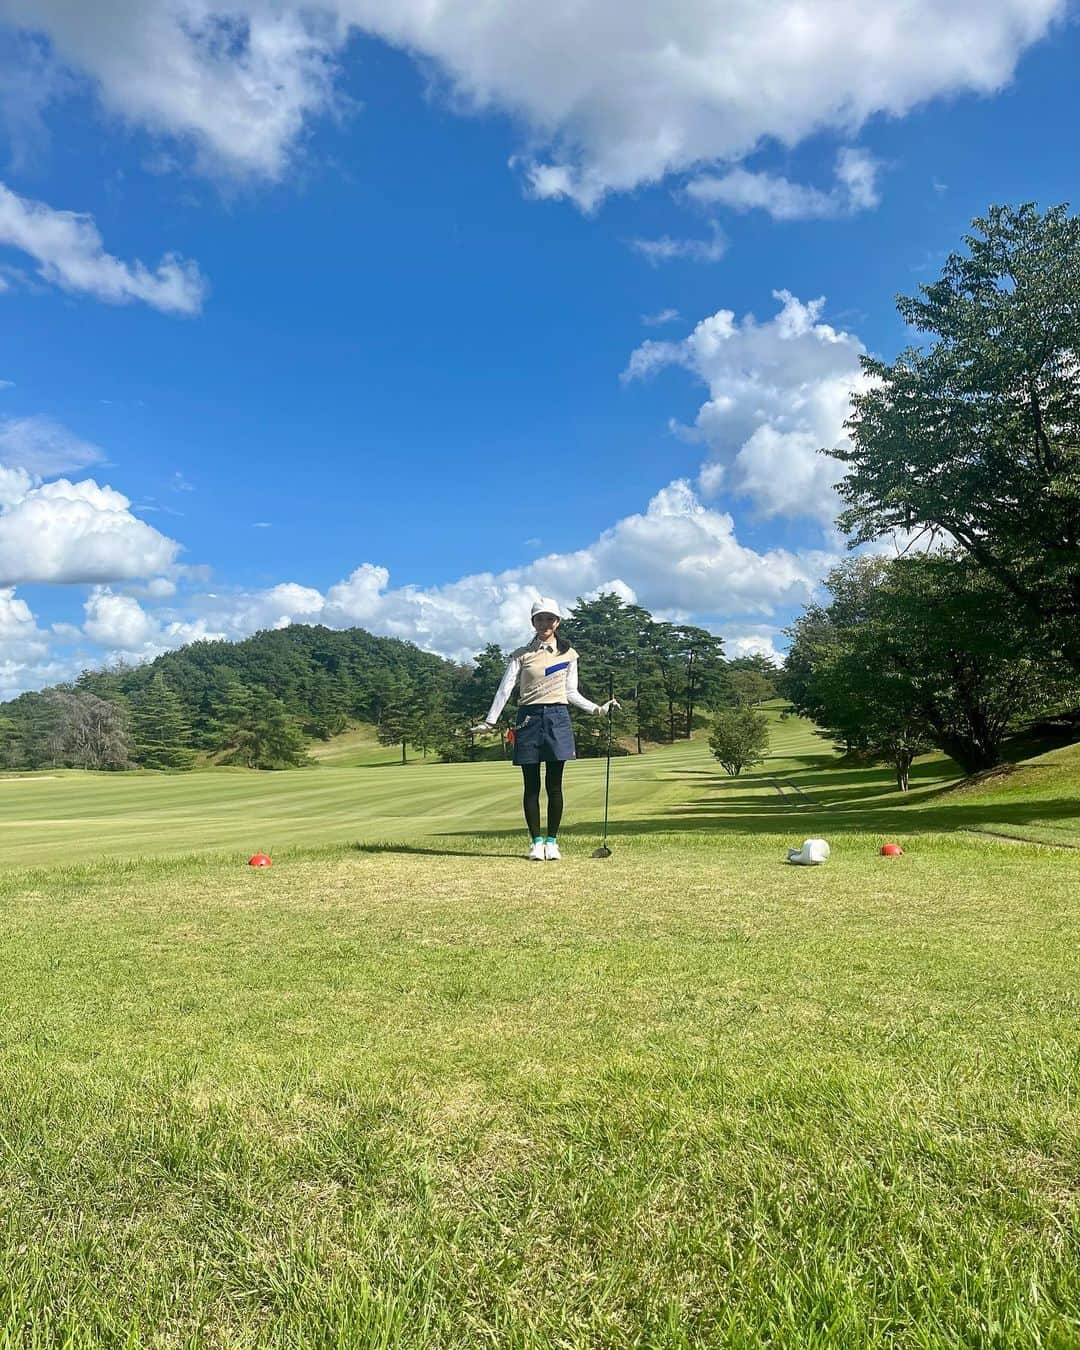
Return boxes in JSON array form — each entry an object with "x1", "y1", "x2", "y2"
[
  {"x1": 82, "y1": 586, "x2": 223, "y2": 658},
  {"x1": 0, "y1": 414, "x2": 105, "y2": 476},
  {"x1": 0, "y1": 476, "x2": 182, "y2": 584},
  {"x1": 9, "y1": 466, "x2": 837, "y2": 692},
  {"x1": 722, "y1": 628, "x2": 785, "y2": 663},
  {"x1": 0, "y1": 0, "x2": 1062, "y2": 202},
  {"x1": 687, "y1": 147, "x2": 882, "y2": 220},
  {"x1": 0, "y1": 181, "x2": 206, "y2": 313},
  {"x1": 0, "y1": 463, "x2": 33, "y2": 509},
  {"x1": 623, "y1": 290, "x2": 870, "y2": 527},
  {"x1": 0, "y1": 585, "x2": 72, "y2": 699},
  {"x1": 176, "y1": 478, "x2": 834, "y2": 665}
]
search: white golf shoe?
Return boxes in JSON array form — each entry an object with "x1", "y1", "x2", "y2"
[
  {"x1": 544, "y1": 840, "x2": 562, "y2": 861},
  {"x1": 527, "y1": 840, "x2": 547, "y2": 862}
]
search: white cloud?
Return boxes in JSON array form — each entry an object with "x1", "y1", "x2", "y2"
[
  {"x1": 82, "y1": 586, "x2": 224, "y2": 659},
  {"x1": 631, "y1": 227, "x2": 727, "y2": 265},
  {"x1": 687, "y1": 147, "x2": 881, "y2": 220},
  {"x1": 143, "y1": 577, "x2": 178, "y2": 599},
  {"x1": 179, "y1": 478, "x2": 834, "y2": 665},
  {"x1": 641, "y1": 308, "x2": 680, "y2": 327},
  {"x1": 206, "y1": 581, "x2": 326, "y2": 635},
  {"x1": 0, "y1": 2, "x2": 341, "y2": 181},
  {"x1": 0, "y1": 464, "x2": 33, "y2": 509},
  {"x1": 0, "y1": 585, "x2": 48, "y2": 661},
  {"x1": 82, "y1": 586, "x2": 157, "y2": 650},
  {"x1": 722, "y1": 629, "x2": 785, "y2": 663},
  {"x1": 0, "y1": 1, "x2": 1061, "y2": 202},
  {"x1": 0, "y1": 476, "x2": 182, "y2": 584},
  {"x1": 0, "y1": 181, "x2": 206, "y2": 313},
  {"x1": 0, "y1": 585, "x2": 73, "y2": 700},
  {"x1": 623, "y1": 290, "x2": 870, "y2": 526},
  {"x1": 7, "y1": 466, "x2": 837, "y2": 691},
  {"x1": 0, "y1": 415, "x2": 105, "y2": 476}
]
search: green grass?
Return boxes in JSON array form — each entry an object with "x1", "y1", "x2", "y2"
[
  {"x1": 2, "y1": 706, "x2": 1076, "y2": 868},
  {"x1": 0, "y1": 711, "x2": 1077, "y2": 1344},
  {"x1": 306, "y1": 723, "x2": 437, "y2": 767}
]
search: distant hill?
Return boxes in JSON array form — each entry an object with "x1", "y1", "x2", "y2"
[{"x1": 0, "y1": 624, "x2": 475, "y2": 771}]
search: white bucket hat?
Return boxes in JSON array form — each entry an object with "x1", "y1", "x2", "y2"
[
  {"x1": 530, "y1": 596, "x2": 563, "y2": 620},
  {"x1": 787, "y1": 838, "x2": 830, "y2": 866}
]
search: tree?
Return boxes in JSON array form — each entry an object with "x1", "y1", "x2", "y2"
[
  {"x1": 46, "y1": 691, "x2": 130, "y2": 770},
  {"x1": 830, "y1": 204, "x2": 1080, "y2": 668},
  {"x1": 786, "y1": 553, "x2": 1077, "y2": 778},
  {"x1": 2, "y1": 691, "x2": 65, "y2": 769},
  {"x1": 728, "y1": 653, "x2": 781, "y2": 681},
  {"x1": 220, "y1": 688, "x2": 309, "y2": 769},
  {"x1": 205, "y1": 675, "x2": 256, "y2": 754},
  {"x1": 727, "y1": 668, "x2": 776, "y2": 708},
  {"x1": 455, "y1": 644, "x2": 506, "y2": 723},
  {"x1": 564, "y1": 594, "x2": 639, "y2": 755},
  {"x1": 784, "y1": 591, "x2": 932, "y2": 791},
  {"x1": 128, "y1": 674, "x2": 196, "y2": 770},
  {"x1": 0, "y1": 716, "x2": 16, "y2": 765},
  {"x1": 640, "y1": 620, "x2": 687, "y2": 742},
  {"x1": 376, "y1": 674, "x2": 418, "y2": 764},
  {"x1": 679, "y1": 625, "x2": 727, "y2": 734},
  {"x1": 709, "y1": 708, "x2": 769, "y2": 777}
]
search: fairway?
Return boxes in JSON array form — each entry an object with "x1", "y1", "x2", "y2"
[
  {"x1": 3, "y1": 708, "x2": 1078, "y2": 868},
  {"x1": 0, "y1": 714, "x2": 1078, "y2": 1344}
]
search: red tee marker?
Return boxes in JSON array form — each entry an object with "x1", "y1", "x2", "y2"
[
  {"x1": 507, "y1": 728, "x2": 516, "y2": 745},
  {"x1": 248, "y1": 853, "x2": 272, "y2": 867},
  {"x1": 880, "y1": 843, "x2": 904, "y2": 857}
]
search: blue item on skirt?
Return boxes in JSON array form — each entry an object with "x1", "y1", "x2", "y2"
[{"x1": 512, "y1": 704, "x2": 576, "y2": 764}]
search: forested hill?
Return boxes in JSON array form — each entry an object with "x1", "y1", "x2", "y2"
[
  {"x1": 0, "y1": 598, "x2": 758, "y2": 772},
  {"x1": 83, "y1": 623, "x2": 458, "y2": 739},
  {"x1": 0, "y1": 624, "x2": 473, "y2": 771}
]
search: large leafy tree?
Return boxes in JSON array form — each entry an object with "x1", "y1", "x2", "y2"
[
  {"x1": 830, "y1": 204, "x2": 1080, "y2": 666},
  {"x1": 787, "y1": 554, "x2": 1075, "y2": 778},
  {"x1": 784, "y1": 580, "x2": 932, "y2": 791}
]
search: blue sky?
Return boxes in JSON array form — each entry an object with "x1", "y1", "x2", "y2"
[{"x1": 0, "y1": 0, "x2": 1077, "y2": 696}]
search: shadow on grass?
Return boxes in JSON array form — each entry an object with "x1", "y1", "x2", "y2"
[
  {"x1": 355, "y1": 842, "x2": 524, "y2": 859},
  {"x1": 626, "y1": 792, "x2": 1080, "y2": 838}
]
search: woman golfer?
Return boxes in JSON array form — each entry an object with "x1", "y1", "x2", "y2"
[{"x1": 471, "y1": 597, "x2": 618, "y2": 861}]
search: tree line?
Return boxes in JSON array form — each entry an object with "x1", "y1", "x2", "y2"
[
  {"x1": 783, "y1": 202, "x2": 1080, "y2": 787},
  {"x1": 0, "y1": 598, "x2": 775, "y2": 772}
]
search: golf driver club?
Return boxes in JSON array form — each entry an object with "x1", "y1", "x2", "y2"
[{"x1": 591, "y1": 675, "x2": 614, "y2": 858}]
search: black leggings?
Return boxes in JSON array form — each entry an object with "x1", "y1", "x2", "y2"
[{"x1": 521, "y1": 760, "x2": 565, "y2": 838}]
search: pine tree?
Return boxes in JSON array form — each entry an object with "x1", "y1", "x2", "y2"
[
  {"x1": 205, "y1": 676, "x2": 255, "y2": 755},
  {"x1": 129, "y1": 675, "x2": 196, "y2": 770},
  {"x1": 221, "y1": 688, "x2": 309, "y2": 769}
]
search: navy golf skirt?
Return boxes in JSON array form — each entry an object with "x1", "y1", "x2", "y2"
[{"x1": 513, "y1": 704, "x2": 576, "y2": 765}]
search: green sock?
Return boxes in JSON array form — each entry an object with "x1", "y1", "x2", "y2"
[
  {"x1": 532, "y1": 836, "x2": 544, "y2": 844},
  {"x1": 544, "y1": 836, "x2": 557, "y2": 844}
]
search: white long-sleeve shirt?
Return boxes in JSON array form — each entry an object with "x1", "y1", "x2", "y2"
[{"x1": 483, "y1": 639, "x2": 601, "y2": 724}]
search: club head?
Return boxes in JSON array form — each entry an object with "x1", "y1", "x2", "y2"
[{"x1": 591, "y1": 845, "x2": 612, "y2": 859}]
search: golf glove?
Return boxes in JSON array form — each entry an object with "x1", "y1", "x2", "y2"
[
  {"x1": 469, "y1": 720, "x2": 495, "y2": 736},
  {"x1": 597, "y1": 698, "x2": 620, "y2": 715}
]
